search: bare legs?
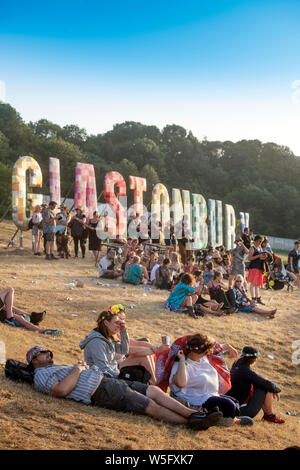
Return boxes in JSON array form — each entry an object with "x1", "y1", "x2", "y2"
[{"x1": 144, "y1": 385, "x2": 195, "y2": 424}]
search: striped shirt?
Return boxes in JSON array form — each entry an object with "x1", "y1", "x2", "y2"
[{"x1": 34, "y1": 365, "x2": 102, "y2": 404}]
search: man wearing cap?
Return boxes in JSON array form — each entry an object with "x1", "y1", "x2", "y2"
[
  {"x1": 42, "y1": 201, "x2": 58, "y2": 260},
  {"x1": 25, "y1": 345, "x2": 223, "y2": 430}
]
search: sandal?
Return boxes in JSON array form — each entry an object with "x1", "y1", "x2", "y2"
[{"x1": 41, "y1": 329, "x2": 63, "y2": 336}]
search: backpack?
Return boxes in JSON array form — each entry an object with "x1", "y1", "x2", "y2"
[
  {"x1": 4, "y1": 359, "x2": 34, "y2": 385},
  {"x1": 118, "y1": 365, "x2": 151, "y2": 384}
]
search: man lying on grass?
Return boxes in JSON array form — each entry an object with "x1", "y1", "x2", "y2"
[{"x1": 24, "y1": 345, "x2": 223, "y2": 431}]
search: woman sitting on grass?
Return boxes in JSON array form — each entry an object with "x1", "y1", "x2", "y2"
[
  {"x1": 79, "y1": 305, "x2": 168, "y2": 384},
  {"x1": 0, "y1": 286, "x2": 62, "y2": 336},
  {"x1": 226, "y1": 346, "x2": 285, "y2": 424},
  {"x1": 168, "y1": 334, "x2": 253, "y2": 426},
  {"x1": 165, "y1": 273, "x2": 200, "y2": 318},
  {"x1": 232, "y1": 275, "x2": 277, "y2": 319},
  {"x1": 193, "y1": 271, "x2": 224, "y2": 317},
  {"x1": 206, "y1": 272, "x2": 237, "y2": 314},
  {"x1": 123, "y1": 255, "x2": 149, "y2": 285}
]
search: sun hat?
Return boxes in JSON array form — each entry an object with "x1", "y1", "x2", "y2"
[{"x1": 26, "y1": 346, "x2": 53, "y2": 364}]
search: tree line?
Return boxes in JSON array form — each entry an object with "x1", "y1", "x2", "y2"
[{"x1": 0, "y1": 101, "x2": 299, "y2": 238}]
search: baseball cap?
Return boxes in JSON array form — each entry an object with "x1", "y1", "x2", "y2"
[{"x1": 26, "y1": 346, "x2": 53, "y2": 364}]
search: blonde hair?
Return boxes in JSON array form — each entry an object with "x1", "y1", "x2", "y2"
[{"x1": 234, "y1": 274, "x2": 244, "y2": 285}]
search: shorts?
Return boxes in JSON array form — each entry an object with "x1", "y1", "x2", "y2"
[
  {"x1": 238, "y1": 305, "x2": 253, "y2": 313},
  {"x1": 90, "y1": 376, "x2": 150, "y2": 414},
  {"x1": 44, "y1": 232, "x2": 55, "y2": 242},
  {"x1": 32, "y1": 225, "x2": 41, "y2": 236}
]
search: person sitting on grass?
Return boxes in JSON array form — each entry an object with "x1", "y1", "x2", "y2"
[
  {"x1": 123, "y1": 256, "x2": 149, "y2": 285},
  {"x1": 155, "y1": 258, "x2": 173, "y2": 290},
  {"x1": 206, "y1": 272, "x2": 237, "y2": 314},
  {"x1": 23, "y1": 345, "x2": 223, "y2": 430},
  {"x1": 79, "y1": 305, "x2": 168, "y2": 385},
  {"x1": 232, "y1": 275, "x2": 277, "y2": 319},
  {"x1": 0, "y1": 287, "x2": 62, "y2": 336},
  {"x1": 165, "y1": 273, "x2": 200, "y2": 318},
  {"x1": 184, "y1": 256, "x2": 199, "y2": 275},
  {"x1": 98, "y1": 250, "x2": 123, "y2": 279},
  {"x1": 202, "y1": 262, "x2": 214, "y2": 286},
  {"x1": 193, "y1": 271, "x2": 224, "y2": 317},
  {"x1": 226, "y1": 346, "x2": 285, "y2": 424},
  {"x1": 167, "y1": 334, "x2": 253, "y2": 426}
]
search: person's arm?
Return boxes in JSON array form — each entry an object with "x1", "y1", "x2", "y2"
[
  {"x1": 245, "y1": 368, "x2": 281, "y2": 393},
  {"x1": 288, "y1": 256, "x2": 294, "y2": 272},
  {"x1": 220, "y1": 343, "x2": 238, "y2": 358},
  {"x1": 50, "y1": 362, "x2": 89, "y2": 398},
  {"x1": 171, "y1": 351, "x2": 188, "y2": 388},
  {"x1": 114, "y1": 328, "x2": 130, "y2": 355}
]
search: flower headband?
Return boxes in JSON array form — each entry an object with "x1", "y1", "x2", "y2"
[
  {"x1": 109, "y1": 304, "x2": 125, "y2": 313},
  {"x1": 185, "y1": 336, "x2": 213, "y2": 351}
]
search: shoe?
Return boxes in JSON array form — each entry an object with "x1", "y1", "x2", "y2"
[
  {"x1": 224, "y1": 307, "x2": 235, "y2": 315},
  {"x1": 30, "y1": 310, "x2": 46, "y2": 325},
  {"x1": 42, "y1": 329, "x2": 63, "y2": 336},
  {"x1": 188, "y1": 408, "x2": 223, "y2": 430},
  {"x1": 256, "y1": 297, "x2": 265, "y2": 305},
  {"x1": 187, "y1": 307, "x2": 198, "y2": 319},
  {"x1": 50, "y1": 254, "x2": 58, "y2": 260},
  {"x1": 60, "y1": 253, "x2": 64, "y2": 258},
  {"x1": 34, "y1": 252, "x2": 39, "y2": 256},
  {"x1": 262, "y1": 413, "x2": 285, "y2": 424},
  {"x1": 238, "y1": 416, "x2": 254, "y2": 426},
  {"x1": 45, "y1": 254, "x2": 51, "y2": 260},
  {"x1": 37, "y1": 252, "x2": 42, "y2": 256}
]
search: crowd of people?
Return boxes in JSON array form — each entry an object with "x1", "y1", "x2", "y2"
[{"x1": 3, "y1": 205, "x2": 297, "y2": 432}]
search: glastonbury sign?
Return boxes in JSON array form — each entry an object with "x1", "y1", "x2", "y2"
[{"x1": 11, "y1": 156, "x2": 249, "y2": 250}]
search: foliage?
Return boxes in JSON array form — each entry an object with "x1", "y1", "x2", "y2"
[{"x1": 0, "y1": 102, "x2": 299, "y2": 237}]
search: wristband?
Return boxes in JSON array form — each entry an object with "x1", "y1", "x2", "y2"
[
  {"x1": 179, "y1": 359, "x2": 185, "y2": 363},
  {"x1": 73, "y1": 365, "x2": 82, "y2": 371}
]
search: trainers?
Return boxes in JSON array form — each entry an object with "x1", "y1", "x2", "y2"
[
  {"x1": 188, "y1": 408, "x2": 223, "y2": 430},
  {"x1": 238, "y1": 416, "x2": 254, "y2": 426},
  {"x1": 42, "y1": 329, "x2": 63, "y2": 336},
  {"x1": 50, "y1": 254, "x2": 58, "y2": 260},
  {"x1": 262, "y1": 413, "x2": 285, "y2": 424}
]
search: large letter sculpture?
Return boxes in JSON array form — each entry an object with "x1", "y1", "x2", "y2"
[
  {"x1": 239, "y1": 212, "x2": 250, "y2": 233},
  {"x1": 129, "y1": 176, "x2": 147, "y2": 216},
  {"x1": 216, "y1": 200, "x2": 223, "y2": 246},
  {"x1": 74, "y1": 163, "x2": 97, "y2": 218},
  {"x1": 12, "y1": 156, "x2": 43, "y2": 230},
  {"x1": 224, "y1": 204, "x2": 236, "y2": 250},
  {"x1": 191, "y1": 193, "x2": 208, "y2": 249},
  {"x1": 103, "y1": 171, "x2": 127, "y2": 239},
  {"x1": 49, "y1": 157, "x2": 61, "y2": 206},
  {"x1": 151, "y1": 183, "x2": 170, "y2": 242}
]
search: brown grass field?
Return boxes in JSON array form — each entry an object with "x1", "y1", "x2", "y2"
[{"x1": 0, "y1": 220, "x2": 299, "y2": 450}]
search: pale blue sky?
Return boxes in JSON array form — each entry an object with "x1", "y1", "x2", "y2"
[{"x1": 1, "y1": 0, "x2": 300, "y2": 153}]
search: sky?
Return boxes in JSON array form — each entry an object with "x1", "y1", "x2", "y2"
[{"x1": 1, "y1": 0, "x2": 300, "y2": 154}]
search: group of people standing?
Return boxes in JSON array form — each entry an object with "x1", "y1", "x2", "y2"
[{"x1": 31, "y1": 202, "x2": 102, "y2": 262}]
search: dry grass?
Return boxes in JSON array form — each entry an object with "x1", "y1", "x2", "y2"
[{"x1": 0, "y1": 220, "x2": 299, "y2": 450}]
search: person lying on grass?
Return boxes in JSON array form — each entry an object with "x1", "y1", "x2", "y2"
[
  {"x1": 0, "y1": 287, "x2": 62, "y2": 336},
  {"x1": 226, "y1": 346, "x2": 285, "y2": 424},
  {"x1": 23, "y1": 345, "x2": 224, "y2": 430},
  {"x1": 79, "y1": 305, "x2": 168, "y2": 385},
  {"x1": 232, "y1": 275, "x2": 277, "y2": 319}
]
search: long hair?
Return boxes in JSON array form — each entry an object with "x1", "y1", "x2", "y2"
[
  {"x1": 94, "y1": 310, "x2": 119, "y2": 341},
  {"x1": 183, "y1": 334, "x2": 215, "y2": 357}
]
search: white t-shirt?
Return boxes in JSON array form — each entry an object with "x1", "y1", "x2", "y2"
[
  {"x1": 169, "y1": 356, "x2": 219, "y2": 406},
  {"x1": 150, "y1": 263, "x2": 160, "y2": 282},
  {"x1": 98, "y1": 256, "x2": 113, "y2": 277}
]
